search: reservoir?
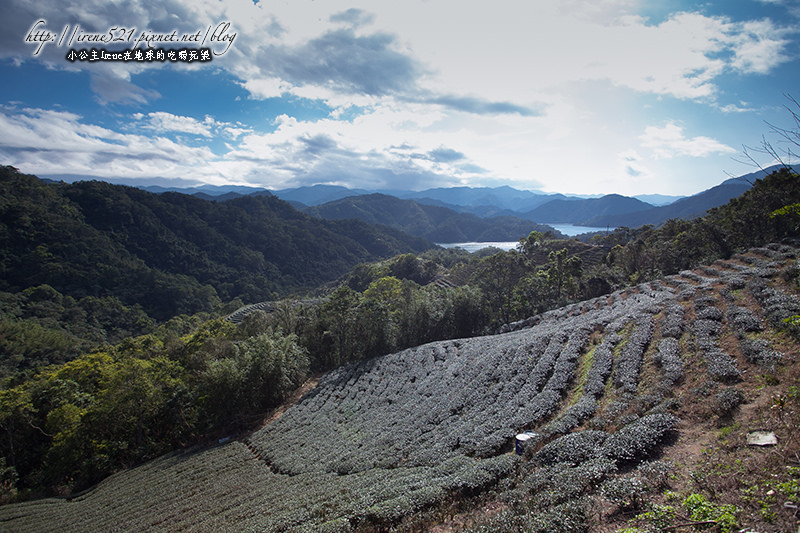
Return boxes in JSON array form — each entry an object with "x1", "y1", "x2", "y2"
[{"x1": 438, "y1": 224, "x2": 613, "y2": 253}]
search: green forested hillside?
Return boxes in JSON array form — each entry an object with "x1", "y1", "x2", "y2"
[
  {"x1": 0, "y1": 166, "x2": 432, "y2": 322},
  {"x1": 303, "y1": 193, "x2": 558, "y2": 242},
  {"x1": 0, "y1": 166, "x2": 798, "y2": 520},
  {"x1": 2, "y1": 240, "x2": 799, "y2": 533}
]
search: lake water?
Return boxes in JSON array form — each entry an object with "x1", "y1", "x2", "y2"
[
  {"x1": 546, "y1": 223, "x2": 614, "y2": 236},
  {"x1": 437, "y1": 224, "x2": 614, "y2": 253},
  {"x1": 437, "y1": 242, "x2": 519, "y2": 252}
]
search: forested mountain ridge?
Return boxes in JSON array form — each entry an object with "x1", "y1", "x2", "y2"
[
  {"x1": 583, "y1": 175, "x2": 753, "y2": 227},
  {"x1": 519, "y1": 193, "x2": 654, "y2": 225},
  {"x1": 573, "y1": 166, "x2": 798, "y2": 227},
  {"x1": 141, "y1": 168, "x2": 790, "y2": 231},
  {"x1": 0, "y1": 166, "x2": 433, "y2": 321},
  {"x1": 303, "y1": 193, "x2": 560, "y2": 242}
]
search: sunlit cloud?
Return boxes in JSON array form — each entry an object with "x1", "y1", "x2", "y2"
[
  {"x1": 0, "y1": 0, "x2": 798, "y2": 195},
  {"x1": 133, "y1": 112, "x2": 214, "y2": 137},
  {"x1": 640, "y1": 123, "x2": 737, "y2": 159}
]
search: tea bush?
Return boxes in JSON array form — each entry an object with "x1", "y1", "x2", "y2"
[
  {"x1": 599, "y1": 413, "x2": 678, "y2": 463},
  {"x1": 534, "y1": 431, "x2": 608, "y2": 466}
]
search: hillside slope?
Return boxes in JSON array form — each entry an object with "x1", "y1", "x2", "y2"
[
  {"x1": 521, "y1": 194, "x2": 654, "y2": 225},
  {"x1": 0, "y1": 166, "x2": 432, "y2": 320},
  {"x1": 4, "y1": 242, "x2": 799, "y2": 532},
  {"x1": 586, "y1": 166, "x2": 799, "y2": 228},
  {"x1": 585, "y1": 177, "x2": 753, "y2": 228},
  {"x1": 304, "y1": 193, "x2": 559, "y2": 242}
]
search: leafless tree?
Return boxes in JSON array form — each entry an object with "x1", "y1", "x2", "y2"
[{"x1": 736, "y1": 94, "x2": 800, "y2": 175}]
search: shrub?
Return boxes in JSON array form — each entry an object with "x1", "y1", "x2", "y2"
[
  {"x1": 750, "y1": 281, "x2": 800, "y2": 328},
  {"x1": 534, "y1": 430, "x2": 608, "y2": 466},
  {"x1": 637, "y1": 503, "x2": 677, "y2": 530},
  {"x1": 583, "y1": 334, "x2": 618, "y2": 397},
  {"x1": 693, "y1": 315, "x2": 740, "y2": 382},
  {"x1": 522, "y1": 458, "x2": 616, "y2": 509},
  {"x1": 614, "y1": 317, "x2": 654, "y2": 393},
  {"x1": 541, "y1": 395, "x2": 598, "y2": 436},
  {"x1": 705, "y1": 348, "x2": 742, "y2": 383},
  {"x1": 636, "y1": 460, "x2": 675, "y2": 490},
  {"x1": 599, "y1": 413, "x2": 678, "y2": 463},
  {"x1": 523, "y1": 500, "x2": 589, "y2": 533},
  {"x1": 712, "y1": 388, "x2": 744, "y2": 420},
  {"x1": 697, "y1": 306, "x2": 723, "y2": 321},
  {"x1": 739, "y1": 338, "x2": 782, "y2": 370},
  {"x1": 660, "y1": 303, "x2": 686, "y2": 339},
  {"x1": 726, "y1": 306, "x2": 762, "y2": 334},
  {"x1": 600, "y1": 475, "x2": 649, "y2": 511},
  {"x1": 653, "y1": 337, "x2": 683, "y2": 386}
]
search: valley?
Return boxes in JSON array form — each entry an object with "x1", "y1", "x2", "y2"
[
  {"x1": 2, "y1": 243, "x2": 799, "y2": 532},
  {"x1": 0, "y1": 166, "x2": 799, "y2": 532}
]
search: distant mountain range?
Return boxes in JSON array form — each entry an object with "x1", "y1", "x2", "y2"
[
  {"x1": 518, "y1": 194, "x2": 653, "y2": 225},
  {"x1": 583, "y1": 175, "x2": 755, "y2": 228},
  {"x1": 137, "y1": 164, "x2": 796, "y2": 236},
  {"x1": 303, "y1": 193, "x2": 559, "y2": 242}
]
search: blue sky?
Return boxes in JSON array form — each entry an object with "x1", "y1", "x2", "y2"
[{"x1": 1, "y1": 0, "x2": 799, "y2": 196}]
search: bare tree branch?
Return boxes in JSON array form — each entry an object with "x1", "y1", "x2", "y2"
[{"x1": 735, "y1": 94, "x2": 800, "y2": 174}]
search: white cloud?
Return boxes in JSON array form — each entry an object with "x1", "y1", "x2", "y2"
[
  {"x1": 135, "y1": 111, "x2": 214, "y2": 137},
  {"x1": 0, "y1": 106, "x2": 224, "y2": 181},
  {"x1": 221, "y1": 101, "x2": 470, "y2": 189},
  {"x1": 0, "y1": 0, "x2": 798, "y2": 196},
  {"x1": 4, "y1": 0, "x2": 796, "y2": 109},
  {"x1": 222, "y1": 124, "x2": 251, "y2": 140},
  {"x1": 717, "y1": 101, "x2": 757, "y2": 113},
  {"x1": 728, "y1": 19, "x2": 792, "y2": 74},
  {"x1": 357, "y1": 3, "x2": 793, "y2": 103},
  {"x1": 617, "y1": 149, "x2": 650, "y2": 179},
  {"x1": 240, "y1": 78, "x2": 290, "y2": 99},
  {"x1": 640, "y1": 123, "x2": 737, "y2": 159}
]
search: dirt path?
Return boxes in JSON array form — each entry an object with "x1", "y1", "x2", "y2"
[{"x1": 260, "y1": 373, "x2": 323, "y2": 428}]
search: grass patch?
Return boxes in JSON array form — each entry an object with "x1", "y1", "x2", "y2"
[{"x1": 565, "y1": 344, "x2": 596, "y2": 405}]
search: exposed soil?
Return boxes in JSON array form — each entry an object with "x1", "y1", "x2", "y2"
[{"x1": 260, "y1": 373, "x2": 323, "y2": 428}]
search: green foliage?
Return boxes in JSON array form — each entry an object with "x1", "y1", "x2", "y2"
[
  {"x1": 472, "y1": 250, "x2": 526, "y2": 325},
  {"x1": 0, "y1": 284, "x2": 154, "y2": 378},
  {"x1": 772, "y1": 202, "x2": 800, "y2": 215},
  {"x1": 636, "y1": 503, "x2": 677, "y2": 530},
  {"x1": 284, "y1": 274, "x2": 489, "y2": 372},
  {"x1": 518, "y1": 230, "x2": 544, "y2": 258},
  {"x1": 0, "y1": 315, "x2": 312, "y2": 496},
  {"x1": 199, "y1": 330, "x2": 309, "y2": 430},
  {"x1": 601, "y1": 169, "x2": 800, "y2": 281},
  {"x1": 0, "y1": 160, "x2": 796, "y2": 512},
  {"x1": 0, "y1": 166, "x2": 431, "y2": 323},
  {"x1": 601, "y1": 475, "x2": 649, "y2": 511},
  {"x1": 682, "y1": 493, "x2": 740, "y2": 533},
  {"x1": 543, "y1": 248, "x2": 583, "y2": 301}
]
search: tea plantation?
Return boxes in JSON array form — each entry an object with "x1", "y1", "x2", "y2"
[{"x1": 2, "y1": 243, "x2": 799, "y2": 532}]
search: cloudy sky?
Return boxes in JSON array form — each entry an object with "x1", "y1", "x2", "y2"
[{"x1": 1, "y1": 0, "x2": 799, "y2": 196}]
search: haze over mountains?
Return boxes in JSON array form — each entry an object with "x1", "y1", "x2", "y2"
[
  {"x1": 140, "y1": 164, "x2": 795, "y2": 239},
  {"x1": 303, "y1": 194, "x2": 559, "y2": 243},
  {"x1": 277, "y1": 166, "x2": 794, "y2": 230}
]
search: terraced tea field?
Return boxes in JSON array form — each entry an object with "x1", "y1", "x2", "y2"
[{"x1": 2, "y1": 243, "x2": 799, "y2": 532}]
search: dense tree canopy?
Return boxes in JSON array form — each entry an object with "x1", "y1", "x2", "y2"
[{"x1": 0, "y1": 166, "x2": 432, "y2": 322}]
